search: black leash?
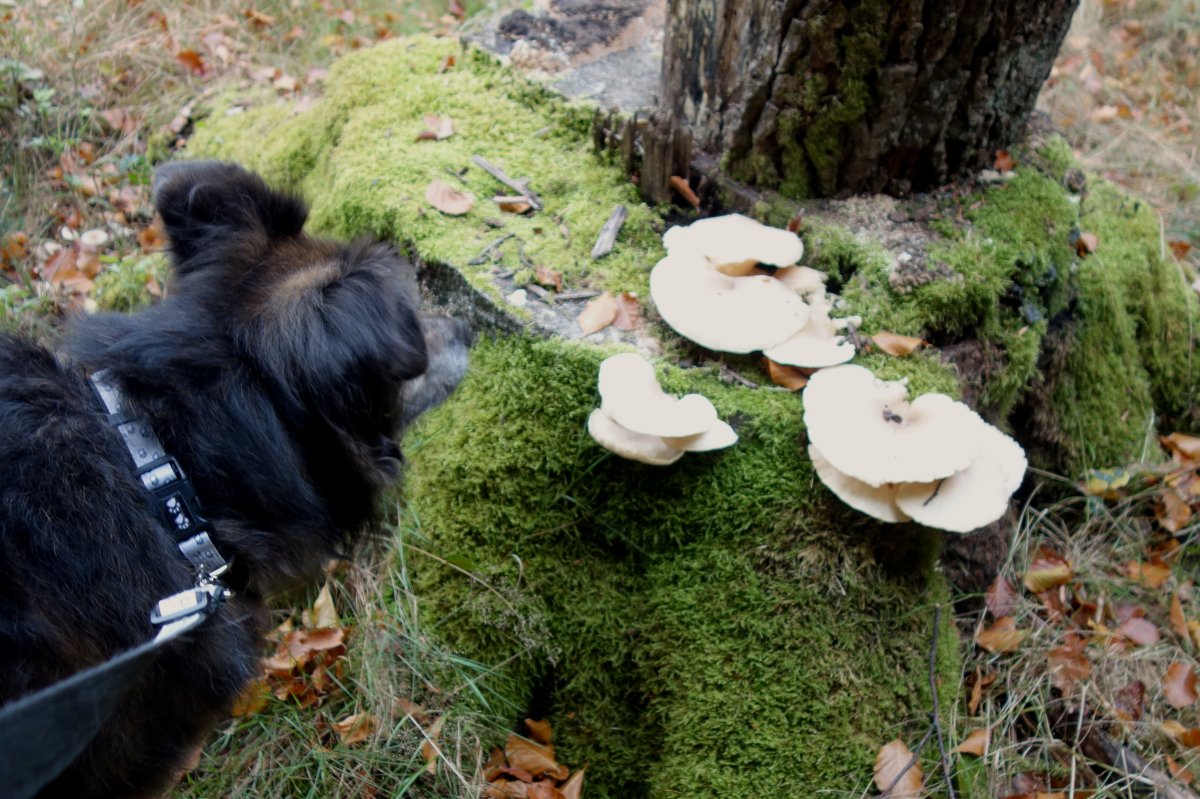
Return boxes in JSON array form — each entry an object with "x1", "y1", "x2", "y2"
[{"x1": 0, "y1": 371, "x2": 233, "y2": 799}]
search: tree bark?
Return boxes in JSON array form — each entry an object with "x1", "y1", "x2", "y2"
[{"x1": 662, "y1": 0, "x2": 1079, "y2": 197}]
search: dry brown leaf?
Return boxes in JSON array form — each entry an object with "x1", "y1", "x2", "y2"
[
  {"x1": 1113, "y1": 679, "x2": 1145, "y2": 721},
  {"x1": 976, "y1": 616, "x2": 1027, "y2": 653},
  {"x1": 504, "y1": 735, "x2": 569, "y2": 781},
  {"x1": 1162, "y1": 720, "x2": 1200, "y2": 748},
  {"x1": 966, "y1": 668, "x2": 997, "y2": 715},
  {"x1": 873, "y1": 739, "x2": 924, "y2": 799},
  {"x1": 956, "y1": 727, "x2": 989, "y2": 757},
  {"x1": 175, "y1": 50, "x2": 206, "y2": 76},
  {"x1": 985, "y1": 575, "x2": 1018, "y2": 618},
  {"x1": 1162, "y1": 433, "x2": 1200, "y2": 462},
  {"x1": 1023, "y1": 552, "x2": 1073, "y2": 593},
  {"x1": 421, "y1": 715, "x2": 445, "y2": 774},
  {"x1": 669, "y1": 175, "x2": 700, "y2": 209},
  {"x1": 488, "y1": 765, "x2": 534, "y2": 784},
  {"x1": 524, "y1": 718, "x2": 553, "y2": 745},
  {"x1": 1124, "y1": 559, "x2": 1172, "y2": 589},
  {"x1": 993, "y1": 150, "x2": 1015, "y2": 172},
  {"x1": 425, "y1": 181, "x2": 474, "y2": 216},
  {"x1": 612, "y1": 291, "x2": 641, "y2": 331},
  {"x1": 559, "y1": 770, "x2": 584, "y2": 799},
  {"x1": 1164, "y1": 662, "x2": 1199, "y2": 708},
  {"x1": 397, "y1": 697, "x2": 427, "y2": 724},
  {"x1": 1191, "y1": 620, "x2": 1200, "y2": 649},
  {"x1": 310, "y1": 580, "x2": 339, "y2": 629},
  {"x1": 526, "y1": 782, "x2": 566, "y2": 799},
  {"x1": 273, "y1": 73, "x2": 298, "y2": 93},
  {"x1": 1048, "y1": 634, "x2": 1092, "y2": 694},
  {"x1": 764, "y1": 358, "x2": 809, "y2": 391},
  {"x1": 333, "y1": 713, "x2": 380, "y2": 746},
  {"x1": 872, "y1": 331, "x2": 926, "y2": 357},
  {"x1": 244, "y1": 8, "x2": 276, "y2": 26},
  {"x1": 1, "y1": 231, "x2": 28, "y2": 266},
  {"x1": 533, "y1": 265, "x2": 563, "y2": 292},
  {"x1": 1171, "y1": 592, "x2": 1189, "y2": 640},
  {"x1": 1166, "y1": 754, "x2": 1196, "y2": 783},
  {"x1": 495, "y1": 196, "x2": 532, "y2": 214},
  {"x1": 138, "y1": 223, "x2": 166, "y2": 252},
  {"x1": 1156, "y1": 486, "x2": 1193, "y2": 533},
  {"x1": 578, "y1": 291, "x2": 618, "y2": 335},
  {"x1": 416, "y1": 114, "x2": 455, "y2": 141},
  {"x1": 1075, "y1": 231, "x2": 1099, "y2": 256},
  {"x1": 1116, "y1": 616, "x2": 1160, "y2": 646},
  {"x1": 230, "y1": 679, "x2": 270, "y2": 717},
  {"x1": 438, "y1": 54, "x2": 456, "y2": 73}
]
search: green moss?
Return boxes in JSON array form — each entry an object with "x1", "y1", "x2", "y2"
[
  {"x1": 187, "y1": 36, "x2": 665, "y2": 304},
  {"x1": 1034, "y1": 134, "x2": 1078, "y2": 183},
  {"x1": 93, "y1": 253, "x2": 166, "y2": 313}
]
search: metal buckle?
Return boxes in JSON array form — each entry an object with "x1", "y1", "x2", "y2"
[{"x1": 149, "y1": 583, "x2": 227, "y2": 626}]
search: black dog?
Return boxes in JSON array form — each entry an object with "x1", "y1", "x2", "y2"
[{"x1": 0, "y1": 161, "x2": 470, "y2": 798}]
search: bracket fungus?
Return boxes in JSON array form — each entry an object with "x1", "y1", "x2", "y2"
[
  {"x1": 662, "y1": 213, "x2": 804, "y2": 270},
  {"x1": 762, "y1": 294, "x2": 856, "y2": 369},
  {"x1": 803, "y1": 364, "x2": 1027, "y2": 533},
  {"x1": 588, "y1": 353, "x2": 737, "y2": 464}
]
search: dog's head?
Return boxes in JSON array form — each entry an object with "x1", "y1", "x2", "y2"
[{"x1": 148, "y1": 161, "x2": 469, "y2": 485}]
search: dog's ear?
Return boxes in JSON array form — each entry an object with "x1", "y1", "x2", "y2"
[{"x1": 152, "y1": 161, "x2": 308, "y2": 270}]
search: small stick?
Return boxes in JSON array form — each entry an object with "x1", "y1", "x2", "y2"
[
  {"x1": 467, "y1": 233, "x2": 514, "y2": 266},
  {"x1": 556, "y1": 289, "x2": 602, "y2": 301},
  {"x1": 471, "y1": 155, "x2": 543, "y2": 210},
  {"x1": 719, "y1": 363, "x2": 758, "y2": 389},
  {"x1": 591, "y1": 204, "x2": 627, "y2": 259}
]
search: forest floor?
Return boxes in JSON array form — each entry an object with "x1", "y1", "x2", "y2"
[{"x1": 0, "y1": 1, "x2": 1198, "y2": 797}]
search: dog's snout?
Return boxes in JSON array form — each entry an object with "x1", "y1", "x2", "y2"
[{"x1": 398, "y1": 315, "x2": 472, "y2": 429}]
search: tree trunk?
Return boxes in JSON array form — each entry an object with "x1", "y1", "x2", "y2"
[{"x1": 662, "y1": 0, "x2": 1079, "y2": 197}]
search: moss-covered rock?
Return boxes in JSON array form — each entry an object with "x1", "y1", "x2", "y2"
[{"x1": 184, "y1": 31, "x2": 1198, "y2": 798}]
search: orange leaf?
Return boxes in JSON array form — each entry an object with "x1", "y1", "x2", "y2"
[
  {"x1": 495, "y1": 196, "x2": 532, "y2": 214},
  {"x1": 956, "y1": 727, "x2": 989, "y2": 756},
  {"x1": 1115, "y1": 616, "x2": 1160, "y2": 646},
  {"x1": 873, "y1": 739, "x2": 924, "y2": 799},
  {"x1": 420, "y1": 715, "x2": 445, "y2": 773},
  {"x1": 425, "y1": 180, "x2": 474, "y2": 216},
  {"x1": 1157, "y1": 486, "x2": 1193, "y2": 533},
  {"x1": 559, "y1": 770, "x2": 584, "y2": 799},
  {"x1": 1168, "y1": 240, "x2": 1192, "y2": 262},
  {"x1": 438, "y1": 54, "x2": 456, "y2": 73},
  {"x1": 578, "y1": 291, "x2": 618, "y2": 336},
  {"x1": 138, "y1": 223, "x2": 166, "y2": 252},
  {"x1": 527, "y1": 782, "x2": 566, "y2": 799},
  {"x1": 1075, "y1": 231, "x2": 1099, "y2": 256},
  {"x1": 976, "y1": 615, "x2": 1026, "y2": 653},
  {"x1": 244, "y1": 8, "x2": 276, "y2": 26},
  {"x1": 1161, "y1": 433, "x2": 1200, "y2": 462},
  {"x1": 333, "y1": 712, "x2": 380, "y2": 745},
  {"x1": 612, "y1": 291, "x2": 641, "y2": 331},
  {"x1": 175, "y1": 49, "x2": 206, "y2": 76},
  {"x1": 985, "y1": 575, "x2": 1018, "y2": 618},
  {"x1": 764, "y1": 358, "x2": 808, "y2": 391},
  {"x1": 504, "y1": 735, "x2": 569, "y2": 781},
  {"x1": 533, "y1": 265, "x2": 563, "y2": 292},
  {"x1": 1167, "y1": 755, "x2": 1196, "y2": 783},
  {"x1": 1023, "y1": 552, "x2": 1073, "y2": 593},
  {"x1": 524, "y1": 718, "x2": 553, "y2": 745},
  {"x1": 993, "y1": 150, "x2": 1015, "y2": 172},
  {"x1": 872, "y1": 331, "x2": 926, "y2": 357},
  {"x1": 1164, "y1": 662, "x2": 1198, "y2": 708},
  {"x1": 1171, "y1": 592, "x2": 1189, "y2": 639},
  {"x1": 669, "y1": 176, "x2": 700, "y2": 209},
  {"x1": 230, "y1": 679, "x2": 270, "y2": 717},
  {"x1": 1048, "y1": 634, "x2": 1091, "y2": 694},
  {"x1": 1124, "y1": 559, "x2": 1172, "y2": 590}
]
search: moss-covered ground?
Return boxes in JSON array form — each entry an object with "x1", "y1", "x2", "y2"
[{"x1": 182, "y1": 31, "x2": 1198, "y2": 799}]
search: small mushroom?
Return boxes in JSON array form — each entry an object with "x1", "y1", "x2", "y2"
[
  {"x1": 774, "y1": 265, "x2": 827, "y2": 299},
  {"x1": 649, "y1": 253, "x2": 810, "y2": 353},
  {"x1": 598, "y1": 352, "x2": 718, "y2": 438},
  {"x1": 762, "y1": 294, "x2": 856, "y2": 368},
  {"x1": 808, "y1": 445, "x2": 910, "y2": 523},
  {"x1": 663, "y1": 420, "x2": 738, "y2": 452},
  {"x1": 587, "y1": 409, "x2": 684, "y2": 466},
  {"x1": 803, "y1": 365, "x2": 983, "y2": 487},
  {"x1": 663, "y1": 214, "x2": 804, "y2": 270},
  {"x1": 894, "y1": 424, "x2": 1027, "y2": 533}
]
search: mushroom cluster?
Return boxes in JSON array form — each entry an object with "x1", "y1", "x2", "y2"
[
  {"x1": 803, "y1": 365, "x2": 1027, "y2": 533},
  {"x1": 650, "y1": 214, "x2": 857, "y2": 368},
  {"x1": 587, "y1": 353, "x2": 737, "y2": 465}
]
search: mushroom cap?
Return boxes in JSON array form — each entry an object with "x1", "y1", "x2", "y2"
[
  {"x1": 894, "y1": 424, "x2": 1027, "y2": 533},
  {"x1": 587, "y1": 409, "x2": 684, "y2": 466},
  {"x1": 663, "y1": 214, "x2": 804, "y2": 268},
  {"x1": 803, "y1": 365, "x2": 984, "y2": 487},
  {"x1": 649, "y1": 253, "x2": 810, "y2": 353},
  {"x1": 774, "y1": 265, "x2": 827, "y2": 298},
  {"x1": 808, "y1": 445, "x2": 910, "y2": 522},
  {"x1": 663, "y1": 419, "x2": 738, "y2": 452},
  {"x1": 597, "y1": 353, "x2": 719, "y2": 438},
  {"x1": 79, "y1": 229, "x2": 109, "y2": 249},
  {"x1": 763, "y1": 295, "x2": 855, "y2": 368}
]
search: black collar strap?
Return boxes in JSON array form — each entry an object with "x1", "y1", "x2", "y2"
[{"x1": 88, "y1": 371, "x2": 230, "y2": 582}]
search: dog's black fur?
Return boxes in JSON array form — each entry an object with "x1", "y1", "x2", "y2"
[{"x1": 0, "y1": 161, "x2": 470, "y2": 798}]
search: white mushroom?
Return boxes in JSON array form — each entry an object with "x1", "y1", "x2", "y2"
[
  {"x1": 774, "y1": 265, "x2": 827, "y2": 299},
  {"x1": 894, "y1": 424, "x2": 1027, "y2": 533},
  {"x1": 597, "y1": 352, "x2": 718, "y2": 438},
  {"x1": 663, "y1": 420, "x2": 738, "y2": 452},
  {"x1": 808, "y1": 445, "x2": 910, "y2": 523},
  {"x1": 763, "y1": 294, "x2": 856, "y2": 368},
  {"x1": 649, "y1": 253, "x2": 810, "y2": 353},
  {"x1": 803, "y1": 365, "x2": 983, "y2": 487},
  {"x1": 587, "y1": 410, "x2": 684, "y2": 466},
  {"x1": 663, "y1": 214, "x2": 804, "y2": 269}
]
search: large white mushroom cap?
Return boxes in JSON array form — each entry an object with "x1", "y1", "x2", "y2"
[
  {"x1": 663, "y1": 213, "x2": 804, "y2": 270},
  {"x1": 809, "y1": 445, "x2": 910, "y2": 522},
  {"x1": 650, "y1": 253, "x2": 810, "y2": 353},
  {"x1": 803, "y1": 365, "x2": 984, "y2": 487},
  {"x1": 664, "y1": 420, "x2": 739, "y2": 452},
  {"x1": 763, "y1": 294, "x2": 856, "y2": 368},
  {"x1": 895, "y1": 424, "x2": 1027, "y2": 533},
  {"x1": 587, "y1": 410, "x2": 684, "y2": 466},
  {"x1": 597, "y1": 352, "x2": 719, "y2": 438}
]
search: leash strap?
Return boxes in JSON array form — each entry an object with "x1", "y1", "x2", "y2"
[{"x1": 0, "y1": 585, "x2": 226, "y2": 799}]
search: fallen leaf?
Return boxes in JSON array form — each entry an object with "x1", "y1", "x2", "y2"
[
  {"x1": 488, "y1": 765, "x2": 534, "y2": 784},
  {"x1": 417, "y1": 114, "x2": 455, "y2": 141},
  {"x1": 1048, "y1": 634, "x2": 1092, "y2": 694},
  {"x1": 1113, "y1": 680, "x2": 1145, "y2": 720},
  {"x1": 1115, "y1": 616, "x2": 1160, "y2": 646},
  {"x1": 669, "y1": 175, "x2": 700, "y2": 209},
  {"x1": 1, "y1": 231, "x2": 28, "y2": 266},
  {"x1": 333, "y1": 713, "x2": 380, "y2": 745},
  {"x1": 397, "y1": 697, "x2": 427, "y2": 724},
  {"x1": 559, "y1": 770, "x2": 584, "y2": 799},
  {"x1": 244, "y1": 8, "x2": 276, "y2": 26},
  {"x1": 99, "y1": 107, "x2": 138, "y2": 136},
  {"x1": 993, "y1": 150, "x2": 1015, "y2": 172},
  {"x1": 872, "y1": 331, "x2": 926, "y2": 357},
  {"x1": 1164, "y1": 662, "x2": 1198, "y2": 708},
  {"x1": 873, "y1": 739, "x2": 924, "y2": 799},
  {"x1": 966, "y1": 668, "x2": 997, "y2": 715},
  {"x1": 1168, "y1": 240, "x2": 1192, "y2": 262},
  {"x1": 138, "y1": 224, "x2": 166, "y2": 252},
  {"x1": 175, "y1": 50, "x2": 206, "y2": 76},
  {"x1": 425, "y1": 181, "x2": 474, "y2": 215},
  {"x1": 310, "y1": 580, "x2": 339, "y2": 629},
  {"x1": 438, "y1": 54, "x2": 455, "y2": 73},
  {"x1": 1124, "y1": 559, "x2": 1172, "y2": 589},
  {"x1": 1171, "y1": 592, "x2": 1189, "y2": 640},
  {"x1": 956, "y1": 727, "x2": 989, "y2": 756},
  {"x1": 504, "y1": 735, "x2": 568, "y2": 781},
  {"x1": 526, "y1": 783, "x2": 566, "y2": 799},
  {"x1": 578, "y1": 291, "x2": 618, "y2": 335},
  {"x1": 986, "y1": 575, "x2": 1019, "y2": 618},
  {"x1": 1166, "y1": 755, "x2": 1196, "y2": 783},
  {"x1": 612, "y1": 291, "x2": 641, "y2": 331},
  {"x1": 533, "y1": 265, "x2": 562, "y2": 292},
  {"x1": 764, "y1": 358, "x2": 808, "y2": 391},
  {"x1": 421, "y1": 715, "x2": 445, "y2": 774},
  {"x1": 1075, "y1": 231, "x2": 1099, "y2": 256},
  {"x1": 448, "y1": 0, "x2": 466, "y2": 19},
  {"x1": 230, "y1": 679, "x2": 270, "y2": 717},
  {"x1": 976, "y1": 616, "x2": 1026, "y2": 653},
  {"x1": 1156, "y1": 486, "x2": 1193, "y2": 533},
  {"x1": 495, "y1": 196, "x2": 532, "y2": 214},
  {"x1": 273, "y1": 73, "x2": 299, "y2": 93},
  {"x1": 1191, "y1": 620, "x2": 1200, "y2": 649},
  {"x1": 1023, "y1": 552, "x2": 1073, "y2": 593}
]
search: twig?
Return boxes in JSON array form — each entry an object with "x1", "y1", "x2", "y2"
[
  {"x1": 880, "y1": 724, "x2": 935, "y2": 797},
  {"x1": 471, "y1": 155, "x2": 543, "y2": 210},
  {"x1": 556, "y1": 289, "x2": 602, "y2": 301},
  {"x1": 591, "y1": 204, "x2": 627, "y2": 259},
  {"x1": 467, "y1": 233, "x2": 514, "y2": 266},
  {"x1": 929, "y1": 605, "x2": 957, "y2": 799},
  {"x1": 719, "y1": 363, "x2": 758, "y2": 389}
]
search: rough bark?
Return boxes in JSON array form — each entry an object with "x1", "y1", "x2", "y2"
[{"x1": 662, "y1": 0, "x2": 1079, "y2": 197}]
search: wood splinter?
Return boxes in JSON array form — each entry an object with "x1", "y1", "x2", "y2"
[
  {"x1": 471, "y1": 155, "x2": 543, "y2": 211},
  {"x1": 591, "y1": 205, "x2": 627, "y2": 260}
]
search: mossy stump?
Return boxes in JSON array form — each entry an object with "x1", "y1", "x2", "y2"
[{"x1": 185, "y1": 34, "x2": 1199, "y2": 798}]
